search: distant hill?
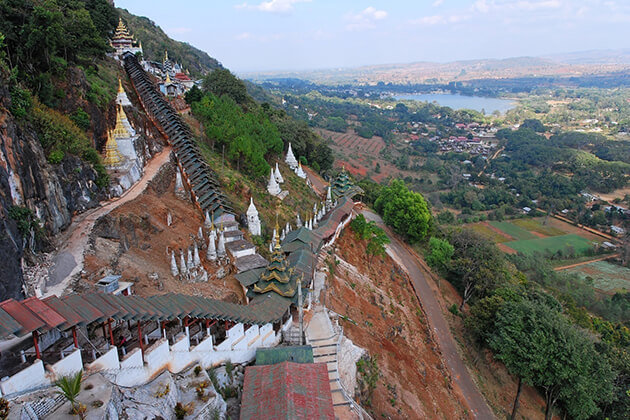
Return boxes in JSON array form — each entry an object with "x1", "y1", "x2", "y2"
[
  {"x1": 118, "y1": 8, "x2": 222, "y2": 77},
  {"x1": 243, "y1": 50, "x2": 630, "y2": 86}
]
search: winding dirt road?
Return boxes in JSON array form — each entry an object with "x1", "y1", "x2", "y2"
[
  {"x1": 362, "y1": 209, "x2": 495, "y2": 419},
  {"x1": 45, "y1": 147, "x2": 172, "y2": 297}
]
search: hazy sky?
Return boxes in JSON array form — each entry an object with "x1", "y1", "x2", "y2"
[{"x1": 116, "y1": 0, "x2": 630, "y2": 72}]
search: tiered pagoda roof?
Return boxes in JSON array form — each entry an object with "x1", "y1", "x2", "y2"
[
  {"x1": 331, "y1": 167, "x2": 363, "y2": 200},
  {"x1": 112, "y1": 18, "x2": 133, "y2": 44},
  {"x1": 112, "y1": 104, "x2": 131, "y2": 139},
  {"x1": 250, "y1": 243, "x2": 297, "y2": 300}
]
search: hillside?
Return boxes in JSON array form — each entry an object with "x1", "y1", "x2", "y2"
[{"x1": 118, "y1": 8, "x2": 222, "y2": 76}]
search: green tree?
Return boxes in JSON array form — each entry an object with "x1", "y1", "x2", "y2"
[
  {"x1": 425, "y1": 237, "x2": 454, "y2": 273},
  {"x1": 374, "y1": 179, "x2": 432, "y2": 243},
  {"x1": 184, "y1": 85, "x2": 203, "y2": 104},
  {"x1": 489, "y1": 299, "x2": 614, "y2": 420},
  {"x1": 202, "y1": 68, "x2": 248, "y2": 104}
]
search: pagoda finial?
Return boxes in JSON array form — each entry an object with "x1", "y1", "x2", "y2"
[
  {"x1": 103, "y1": 129, "x2": 123, "y2": 167},
  {"x1": 118, "y1": 78, "x2": 124, "y2": 94},
  {"x1": 165, "y1": 73, "x2": 171, "y2": 84},
  {"x1": 164, "y1": 50, "x2": 169, "y2": 62},
  {"x1": 112, "y1": 104, "x2": 131, "y2": 139}
]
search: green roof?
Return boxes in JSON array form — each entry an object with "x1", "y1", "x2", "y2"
[
  {"x1": 255, "y1": 346, "x2": 314, "y2": 365},
  {"x1": 236, "y1": 268, "x2": 265, "y2": 288}
]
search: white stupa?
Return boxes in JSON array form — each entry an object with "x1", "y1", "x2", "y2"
[
  {"x1": 285, "y1": 142, "x2": 298, "y2": 170},
  {"x1": 296, "y1": 214, "x2": 303, "y2": 228},
  {"x1": 193, "y1": 243, "x2": 201, "y2": 267},
  {"x1": 179, "y1": 250, "x2": 187, "y2": 275},
  {"x1": 204, "y1": 211, "x2": 212, "y2": 229},
  {"x1": 207, "y1": 234, "x2": 217, "y2": 261},
  {"x1": 326, "y1": 186, "x2": 333, "y2": 211},
  {"x1": 274, "y1": 162, "x2": 284, "y2": 184},
  {"x1": 217, "y1": 229, "x2": 227, "y2": 258},
  {"x1": 247, "y1": 197, "x2": 262, "y2": 236},
  {"x1": 267, "y1": 168, "x2": 282, "y2": 196},
  {"x1": 170, "y1": 252, "x2": 179, "y2": 277},
  {"x1": 187, "y1": 248, "x2": 194, "y2": 270},
  {"x1": 116, "y1": 78, "x2": 132, "y2": 107},
  {"x1": 295, "y1": 161, "x2": 307, "y2": 179}
]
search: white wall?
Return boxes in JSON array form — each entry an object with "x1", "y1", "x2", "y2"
[
  {"x1": 2, "y1": 321, "x2": 285, "y2": 396},
  {"x1": 0, "y1": 359, "x2": 47, "y2": 397},
  {"x1": 49, "y1": 349, "x2": 82, "y2": 381}
]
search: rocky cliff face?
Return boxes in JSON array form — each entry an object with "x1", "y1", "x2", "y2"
[{"x1": 0, "y1": 82, "x2": 103, "y2": 300}]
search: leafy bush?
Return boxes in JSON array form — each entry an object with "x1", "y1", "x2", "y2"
[
  {"x1": 48, "y1": 150, "x2": 65, "y2": 164},
  {"x1": 9, "y1": 84, "x2": 33, "y2": 119},
  {"x1": 70, "y1": 108, "x2": 91, "y2": 131},
  {"x1": 8, "y1": 206, "x2": 42, "y2": 238}
]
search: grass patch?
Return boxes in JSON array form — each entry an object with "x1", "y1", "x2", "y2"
[
  {"x1": 566, "y1": 261, "x2": 630, "y2": 292},
  {"x1": 511, "y1": 218, "x2": 566, "y2": 237},
  {"x1": 489, "y1": 221, "x2": 537, "y2": 241},
  {"x1": 507, "y1": 234, "x2": 595, "y2": 256},
  {"x1": 468, "y1": 223, "x2": 511, "y2": 243}
]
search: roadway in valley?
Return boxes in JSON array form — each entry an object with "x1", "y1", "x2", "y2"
[{"x1": 362, "y1": 209, "x2": 495, "y2": 420}]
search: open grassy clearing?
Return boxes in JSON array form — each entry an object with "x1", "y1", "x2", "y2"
[
  {"x1": 468, "y1": 223, "x2": 512, "y2": 243},
  {"x1": 510, "y1": 218, "x2": 566, "y2": 237},
  {"x1": 505, "y1": 234, "x2": 597, "y2": 256},
  {"x1": 489, "y1": 221, "x2": 537, "y2": 241},
  {"x1": 566, "y1": 261, "x2": 630, "y2": 292}
]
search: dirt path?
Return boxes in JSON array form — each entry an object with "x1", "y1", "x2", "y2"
[
  {"x1": 362, "y1": 209, "x2": 495, "y2": 419},
  {"x1": 45, "y1": 148, "x2": 172, "y2": 297},
  {"x1": 554, "y1": 254, "x2": 620, "y2": 271}
]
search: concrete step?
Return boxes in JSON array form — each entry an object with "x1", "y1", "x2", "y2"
[{"x1": 313, "y1": 354, "x2": 337, "y2": 364}]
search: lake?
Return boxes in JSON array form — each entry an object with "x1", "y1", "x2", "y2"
[{"x1": 394, "y1": 93, "x2": 516, "y2": 114}]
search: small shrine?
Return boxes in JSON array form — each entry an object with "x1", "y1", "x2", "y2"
[
  {"x1": 267, "y1": 168, "x2": 282, "y2": 196},
  {"x1": 247, "y1": 198, "x2": 262, "y2": 236},
  {"x1": 103, "y1": 130, "x2": 124, "y2": 169},
  {"x1": 116, "y1": 79, "x2": 132, "y2": 107},
  {"x1": 330, "y1": 166, "x2": 363, "y2": 200},
  {"x1": 295, "y1": 161, "x2": 306, "y2": 179},
  {"x1": 248, "y1": 242, "x2": 303, "y2": 303}
]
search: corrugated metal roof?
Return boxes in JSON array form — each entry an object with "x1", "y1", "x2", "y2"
[
  {"x1": 0, "y1": 299, "x2": 45, "y2": 336},
  {"x1": 22, "y1": 297, "x2": 65, "y2": 329},
  {"x1": 61, "y1": 295, "x2": 105, "y2": 325},
  {"x1": 42, "y1": 296, "x2": 84, "y2": 329},
  {"x1": 240, "y1": 361, "x2": 334, "y2": 420},
  {"x1": 255, "y1": 346, "x2": 314, "y2": 365},
  {"x1": 0, "y1": 307, "x2": 23, "y2": 338}
]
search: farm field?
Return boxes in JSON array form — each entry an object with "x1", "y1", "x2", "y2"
[
  {"x1": 566, "y1": 261, "x2": 630, "y2": 293},
  {"x1": 506, "y1": 234, "x2": 595, "y2": 256},
  {"x1": 489, "y1": 221, "x2": 536, "y2": 241},
  {"x1": 469, "y1": 222, "x2": 512, "y2": 243},
  {"x1": 316, "y1": 128, "x2": 385, "y2": 154},
  {"x1": 510, "y1": 218, "x2": 566, "y2": 237}
]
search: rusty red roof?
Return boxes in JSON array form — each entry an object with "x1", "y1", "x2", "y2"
[
  {"x1": 22, "y1": 297, "x2": 65, "y2": 329},
  {"x1": 0, "y1": 299, "x2": 46, "y2": 336},
  {"x1": 0, "y1": 307, "x2": 22, "y2": 338},
  {"x1": 42, "y1": 296, "x2": 84, "y2": 329},
  {"x1": 240, "y1": 361, "x2": 334, "y2": 420}
]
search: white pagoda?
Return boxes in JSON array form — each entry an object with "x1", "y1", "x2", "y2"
[
  {"x1": 285, "y1": 142, "x2": 298, "y2": 170},
  {"x1": 274, "y1": 162, "x2": 284, "y2": 184},
  {"x1": 247, "y1": 197, "x2": 262, "y2": 236},
  {"x1": 267, "y1": 168, "x2": 282, "y2": 196},
  {"x1": 295, "y1": 161, "x2": 307, "y2": 179},
  {"x1": 116, "y1": 79, "x2": 132, "y2": 107}
]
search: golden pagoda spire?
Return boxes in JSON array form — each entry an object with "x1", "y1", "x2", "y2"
[
  {"x1": 165, "y1": 73, "x2": 171, "y2": 84},
  {"x1": 112, "y1": 104, "x2": 130, "y2": 139},
  {"x1": 164, "y1": 50, "x2": 169, "y2": 62},
  {"x1": 118, "y1": 78, "x2": 124, "y2": 94},
  {"x1": 103, "y1": 130, "x2": 123, "y2": 167}
]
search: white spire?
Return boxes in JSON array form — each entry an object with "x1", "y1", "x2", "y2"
[
  {"x1": 280, "y1": 228, "x2": 286, "y2": 241},
  {"x1": 295, "y1": 161, "x2": 306, "y2": 179},
  {"x1": 187, "y1": 247, "x2": 194, "y2": 270},
  {"x1": 285, "y1": 222, "x2": 291, "y2": 233},
  {"x1": 272, "y1": 228, "x2": 278, "y2": 248},
  {"x1": 217, "y1": 229, "x2": 226, "y2": 258},
  {"x1": 274, "y1": 162, "x2": 284, "y2": 184},
  {"x1": 167, "y1": 212, "x2": 173, "y2": 227},
  {"x1": 296, "y1": 213, "x2": 302, "y2": 228},
  {"x1": 116, "y1": 78, "x2": 132, "y2": 107},
  {"x1": 207, "y1": 234, "x2": 217, "y2": 261},
  {"x1": 247, "y1": 197, "x2": 262, "y2": 236},
  {"x1": 170, "y1": 252, "x2": 179, "y2": 277},
  {"x1": 204, "y1": 211, "x2": 212, "y2": 229},
  {"x1": 193, "y1": 243, "x2": 201, "y2": 267},
  {"x1": 198, "y1": 226, "x2": 204, "y2": 240},
  {"x1": 326, "y1": 185, "x2": 333, "y2": 211},
  {"x1": 267, "y1": 167, "x2": 281, "y2": 196},
  {"x1": 179, "y1": 250, "x2": 187, "y2": 275},
  {"x1": 313, "y1": 203, "x2": 318, "y2": 217},
  {"x1": 285, "y1": 142, "x2": 298, "y2": 170}
]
